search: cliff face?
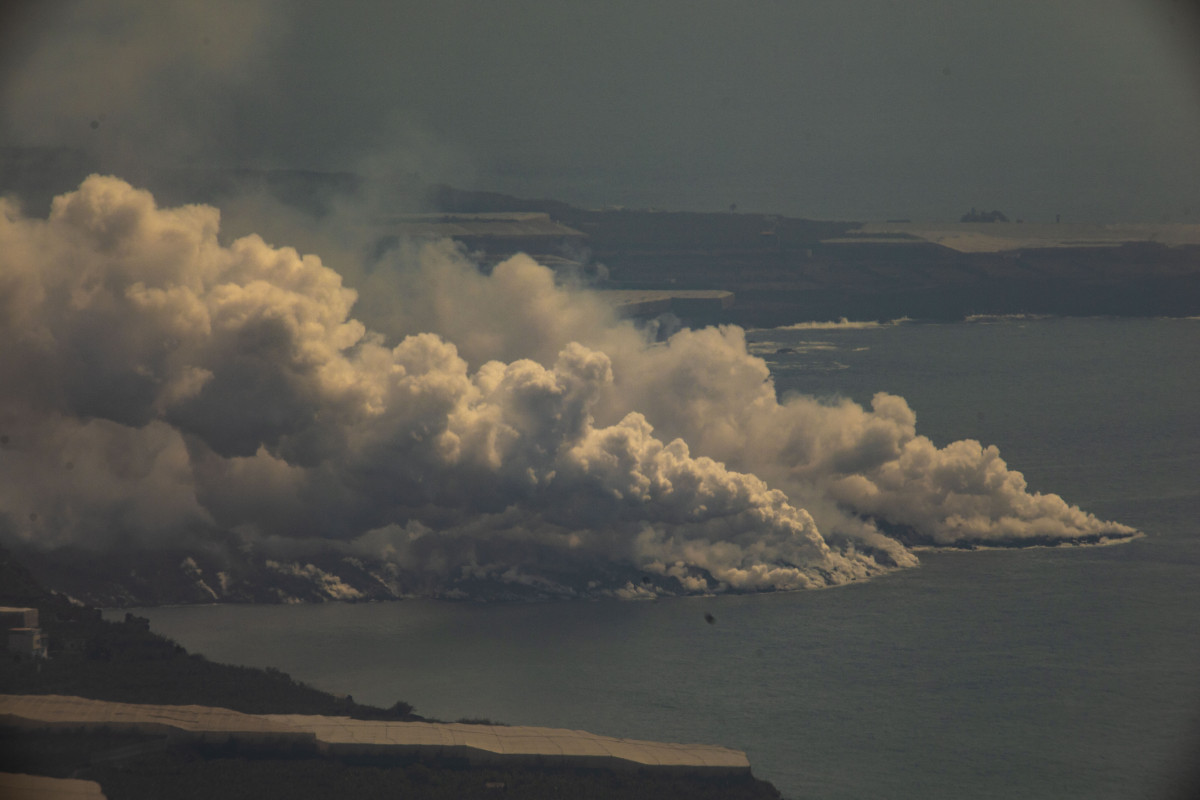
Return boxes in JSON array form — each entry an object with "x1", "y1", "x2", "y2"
[
  {"x1": 425, "y1": 184, "x2": 1200, "y2": 323},
  {"x1": 589, "y1": 233, "x2": 1200, "y2": 324}
]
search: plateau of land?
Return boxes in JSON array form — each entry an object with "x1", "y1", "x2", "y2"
[{"x1": 424, "y1": 185, "x2": 1200, "y2": 325}]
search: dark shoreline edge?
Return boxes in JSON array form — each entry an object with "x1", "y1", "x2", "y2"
[{"x1": 0, "y1": 547, "x2": 783, "y2": 799}]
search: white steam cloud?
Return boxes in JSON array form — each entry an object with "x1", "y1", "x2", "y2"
[{"x1": 0, "y1": 177, "x2": 1136, "y2": 597}]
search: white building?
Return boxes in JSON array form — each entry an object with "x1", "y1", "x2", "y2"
[{"x1": 0, "y1": 607, "x2": 47, "y2": 659}]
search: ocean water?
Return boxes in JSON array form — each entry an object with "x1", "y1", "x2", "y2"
[{"x1": 118, "y1": 317, "x2": 1200, "y2": 800}]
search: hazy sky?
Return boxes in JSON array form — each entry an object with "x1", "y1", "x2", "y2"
[{"x1": 3, "y1": 0, "x2": 1200, "y2": 221}]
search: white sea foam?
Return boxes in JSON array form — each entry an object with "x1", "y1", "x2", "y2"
[
  {"x1": 963, "y1": 313, "x2": 1054, "y2": 323},
  {"x1": 772, "y1": 317, "x2": 911, "y2": 331}
]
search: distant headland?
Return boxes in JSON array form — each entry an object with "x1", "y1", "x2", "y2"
[{"x1": 4, "y1": 148, "x2": 1199, "y2": 326}]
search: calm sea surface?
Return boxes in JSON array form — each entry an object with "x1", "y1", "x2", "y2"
[{"x1": 117, "y1": 318, "x2": 1200, "y2": 800}]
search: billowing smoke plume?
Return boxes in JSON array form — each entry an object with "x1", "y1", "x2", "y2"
[{"x1": 0, "y1": 177, "x2": 1135, "y2": 600}]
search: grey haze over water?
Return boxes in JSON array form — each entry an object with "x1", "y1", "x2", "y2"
[
  {"x1": 122, "y1": 317, "x2": 1200, "y2": 800},
  {"x1": 4, "y1": 1, "x2": 1200, "y2": 222}
]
